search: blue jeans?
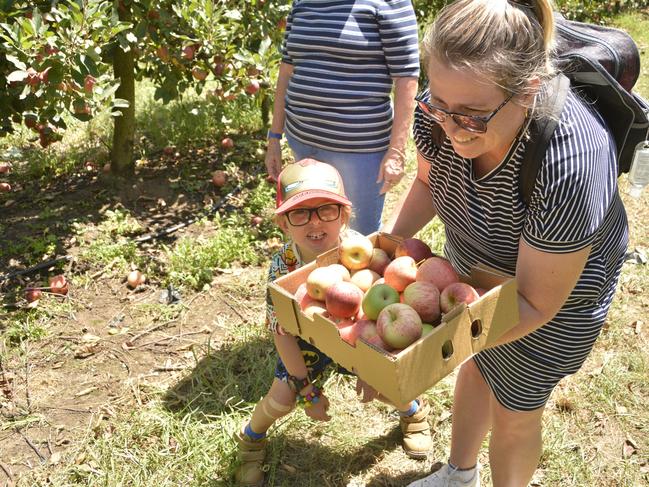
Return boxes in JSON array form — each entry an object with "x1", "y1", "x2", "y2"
[{"x1": 287, "y1": 133, "x2": 386, "y2": 236}]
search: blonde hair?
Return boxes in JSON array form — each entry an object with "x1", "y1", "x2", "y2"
[{"x1": 422, "y1": 0, "x2": 556, "y2": 115}]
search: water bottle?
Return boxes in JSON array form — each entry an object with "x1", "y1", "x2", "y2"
[{"x1": 628, "y1": 141, "x2": 649, "y2": 198}]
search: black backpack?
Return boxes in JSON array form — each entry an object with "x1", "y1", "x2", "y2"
[
  {"x1": 425, "y1": 14, "x2": 649, "y2": 205},
  {"x1": 520, "y1": 14, "x2": 649, "y2": 204}
]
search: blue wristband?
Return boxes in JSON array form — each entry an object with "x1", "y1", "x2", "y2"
[{"x1": 267, "y1": 130, "x2": 283, "y2": 140}]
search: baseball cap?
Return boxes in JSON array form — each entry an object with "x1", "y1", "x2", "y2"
[{"x1": 275, "y1": 159, "x2": 352, "y2": 214}]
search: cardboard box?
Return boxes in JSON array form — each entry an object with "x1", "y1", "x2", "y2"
[{"x1": 268, "y1": 233, "x2": 519, "y2": 405}]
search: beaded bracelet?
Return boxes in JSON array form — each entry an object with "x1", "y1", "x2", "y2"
[{"x1": 297, "y1": 385, "x2": 322, "y2": 408}]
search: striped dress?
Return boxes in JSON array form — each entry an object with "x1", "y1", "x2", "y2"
[
  {"x1": 281, "y1": 0, "x2": 420, "y2": 152},
  {"x1": 413, "y1": 88, "x2": 629, "y2": 411}
]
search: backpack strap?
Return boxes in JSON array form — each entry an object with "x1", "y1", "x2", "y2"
[{"x1": 520, "y1": 74, "x2": 570, "y2": 205}]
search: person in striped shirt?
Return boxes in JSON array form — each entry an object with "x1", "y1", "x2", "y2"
[
  {"x1": 264, "y1": 0, "x2": 420, "y2": 236},
  {"x1": 384, "y1": 1, "x2": 629, "y2": 486}
]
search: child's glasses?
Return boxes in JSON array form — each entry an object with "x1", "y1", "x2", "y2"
[
  {"x1": 415, "y1": 93, "x2": 514, "y2": 134},
  {"x1": 285, "y1": 203, "x2": 342, "y2": 227}
]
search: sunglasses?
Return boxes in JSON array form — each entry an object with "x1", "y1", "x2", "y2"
[
  {"x1": 415, "y1": 92, "x2": 514, "y2": 134},
  {"x1": 285, "y1": 203, "x2": 342, "y2": 227}
]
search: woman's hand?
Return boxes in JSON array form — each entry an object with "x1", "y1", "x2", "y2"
[
  {"x1": 378, "y1": 148, "x2": 405, "y2": 194},
  {"x1": 265, "y1": 138, "x2": 283, "y2": 182},
  {"x1": 355, "y1": 377, "x2": 379, "y2": 403},
  {"x1": 304, "y1": 393, "x2": 331, "y2": 421}
]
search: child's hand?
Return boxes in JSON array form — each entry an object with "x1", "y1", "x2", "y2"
[
  {"x1": 355, "y1": 378, "x2": 379, "y2": 403},
  {"x1": 304, "y1": 393, "x2": 331, "y2": 422}
]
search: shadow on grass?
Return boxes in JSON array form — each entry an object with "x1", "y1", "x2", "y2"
[{"x1": 161, "y1": 336, "x2": 435, "y2": 487}]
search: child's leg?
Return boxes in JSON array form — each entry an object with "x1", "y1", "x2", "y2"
[
  {"x1": 247, "y1": 378, "x2": 296, "y2": 436},
  {"x1": 377, "y1": 394, "x2": 432, "y2": 460}
]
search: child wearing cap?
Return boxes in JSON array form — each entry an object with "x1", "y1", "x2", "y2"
[{"x1": 234, "y1": 159, "x2": 431, "y2": 486}]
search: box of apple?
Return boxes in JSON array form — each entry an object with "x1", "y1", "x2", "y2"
[{"x1": 268, "y1": 232, "x2": 519, "y2": 404}]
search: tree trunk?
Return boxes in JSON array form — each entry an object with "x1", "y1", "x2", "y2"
[{"x1": 110, "y1": 6, "x2": 135, "y2": 176}]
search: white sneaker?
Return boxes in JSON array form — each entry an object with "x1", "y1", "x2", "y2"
[{"x1": 406, "y1": 463, "x2": 480, "y2": 487}]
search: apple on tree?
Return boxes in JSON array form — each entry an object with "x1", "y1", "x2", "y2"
[
  {"x1": 376, "y1": 303, "x2": 423, "y2": 350},
  {"x1": 440, "y1": 282, "x2": 480, "y2": 313},
  {"x1": 383, "y1": 255, "x2": 417, "y2": 292},
  {"x1": 362, "y1": 283, "x2": 400, "y2": 320},
  {"x1": 416, "y1": 256, "x2": 460, "y2": 292},
  {"x1": 339, "y1": 234, "x2": 374, "y2": 270}
]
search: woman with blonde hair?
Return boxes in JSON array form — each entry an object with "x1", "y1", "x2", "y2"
[{"x1": 383, "y1": 1, "x2": 629, "y2": 486}]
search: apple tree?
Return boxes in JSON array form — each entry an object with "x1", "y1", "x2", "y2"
[{"x1": 0, "y1": 0, "x2": 290, "y2": 175}]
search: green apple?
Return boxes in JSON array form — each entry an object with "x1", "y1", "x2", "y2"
[{"x1": 362, "y1": 283, "x2": 400, "y2": 320}]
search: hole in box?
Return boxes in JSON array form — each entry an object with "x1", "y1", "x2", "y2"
[
  {"x1": 470, "y1": 319, "x2": 483, "y2": 339},
  {"x1": 441, "y1": 340, "x2": 454, "y2": 360}
]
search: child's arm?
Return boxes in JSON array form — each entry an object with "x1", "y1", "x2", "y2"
[{"x1": 273, "y1": 333, "x2": 331, "y2": 421}]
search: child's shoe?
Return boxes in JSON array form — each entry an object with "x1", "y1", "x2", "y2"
[
  {"x1": 406, "y1": 463, "x2": 480, "y2": 487},
  {"x1": 234, "y1": 429, "x2": 267, "y2": 486},
  {"x1": 400, "y1": 397, "x2": 432, "y2": 459}
]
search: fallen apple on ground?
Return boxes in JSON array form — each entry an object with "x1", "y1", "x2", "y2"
[
  {"x1": 49, "y1": 275, "x2": 68, "y2": 295},
  {"x1": 127, "y1": 270, "x2": 146, "y2": 289},
  {"x1": 25, "y1": 288, "x2": 42, "y2": 303}
]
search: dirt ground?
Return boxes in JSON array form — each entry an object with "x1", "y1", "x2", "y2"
[{"x1": 0, "y1": 152, "x2": 268, "y2": 481}]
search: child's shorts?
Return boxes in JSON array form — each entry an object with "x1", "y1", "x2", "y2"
[{"x1": 275, "y1": 337, "x2": 352, "y2": 384}]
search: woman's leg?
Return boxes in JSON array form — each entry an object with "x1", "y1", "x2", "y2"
[
  {"x1": 489, "y1": 402, "x2": 544, "y2": 487},
  {"x1": 448, "y1": 359, "x2": 493, "y2": 469}
]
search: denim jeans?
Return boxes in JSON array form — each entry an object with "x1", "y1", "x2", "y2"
[{"x1": 287, "y1": 133, "x2": 386, "y2": 235}]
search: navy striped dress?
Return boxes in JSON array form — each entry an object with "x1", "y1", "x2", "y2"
[
  {"x1": 281, "y1": 0, "x2": 420, "y2": 152},
  {"x1": 413, "y1": 88, "x2": 629, "y2": 411}
]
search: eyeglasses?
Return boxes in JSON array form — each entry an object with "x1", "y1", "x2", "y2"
[
  {"x1": 415, "y1": 93, "x2": 514, "y2": 134},
  {"x1": 285, "y1": 203, "x2": 342, "y2": 227}
]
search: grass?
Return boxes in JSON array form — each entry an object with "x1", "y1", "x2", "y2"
[{"x1": 2, "y1": 9, "x2": 649, "y2": 487}]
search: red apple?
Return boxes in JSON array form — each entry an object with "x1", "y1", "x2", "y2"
[
  {"x1": 156, "y1": 45, "x2": 170, "y2": 62},
  {"x1": 362, "y1": 283, "x2": 400, "y2": 320},
  {"x1": 0, "y1": 182, "x2": 11, "y2": 192},
  {"x1": 302, "y1": 298, "x2": 327, "y2": 319},
  {"x1": 416, "y1": 256, "x2": 460, "y2": 292},
  {"x1": 440, "y1": 282, "x2": 480, "y2": 314},
  {"x1": 402, "y1": 281, "x2": 441, "y2": 323},
  {"x1": 49, "y1": 275, "x2": 68, "y2": 295},
  {"x1": 376, "y1": 303, "x2": 422, "y2": 350},
  {"x1": 127, "y1": 270, "x2": 146, "y2": 289},
  {"x1": 339, "y1": 234, "x2": 374, "y2": 270},
  {"x1": 383, "y1": 256, "x2": 417, "y2": 292},
  {"x1": 25, "y1": 288, "x2": 42, "y2": 303},
  {"x1": 250, "y1": 215, "x2": 263, "y2": 226},
  {"x1": 83, "y1": 75, "x2": 95, "y2": 94},
  {"x1": 343, "y1": 319, "x2": 391, "y2": 350},
  {"x1": 0, "y1": 162, "x2": 11, "y2": 174},
  {"x1": 328, "y1": 263, "x2": 351, "y2": 282},
  {"x1": 294, "y1": 282, "x2": 308, "y2": 304},
  {"x1": 192, "y1": 67, "x2": 208, "y2": 81},
  {"x1": 338, "y1": 319, "x2": 358, "y2": 345},
  {"x1": 367, "y1": 247, "x2": 391, "y2": 276},
  {"x1": 182, "y1": 45, "x2": 195, "y2": 60},
  {"x1": 212, "y1": 170, "x2": 227, "y2": 187},
  {"x1": 306, "y1": 266, "x2": 343, "y2": 301},
  {"x1": 350, "y1": 268, "x2": 380, "y2": 292},
  {"x1": 84, "y1": 160, "x2": 96, "y2": 172},
  {"x1": 325, "y1": 281, "x2": 363, "y2": 319},
  {"x1": 245, "y1": 79, "x2": 260, "y2": 95},
  {"x1": 163, "y1": 146, "x2": 175, "y2": 156},
  {"x1": 476, "y1": 287, "x2": 488, "y2": 296},
  {"x1": 395, "y1": 237, "x2": 434, "y2": 264},
  {"x1": 221, "y1": 137, "x2": 234, "y2": 150}
]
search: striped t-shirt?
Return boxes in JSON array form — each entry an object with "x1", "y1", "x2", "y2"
[
  {"x1": 281, "y1": 0, "x2": 420, "y2": 152},
  {"x1": 413, "y1": 88, "x2": 629, "y2": 411}
]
